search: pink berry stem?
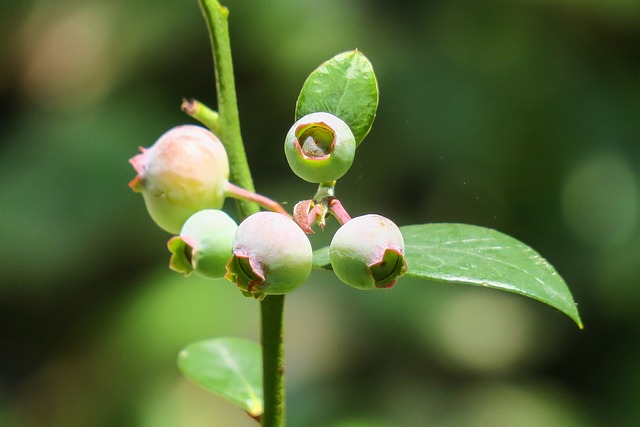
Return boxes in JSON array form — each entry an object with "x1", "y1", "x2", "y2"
[
  {"x1": 225, "y1": 182, "x2": 291, "y2": 218},
  {"x1": 328, "y1": 197, "x2": 352, "y2": 225}
]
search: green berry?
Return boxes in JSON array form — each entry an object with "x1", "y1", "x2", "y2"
[
  {"x1": 225, "y1": 212, "x2": 313, "y2": 299},
  {"x1": 329, "y1": 214, "x2": 407, "y2": 290},
  {"x1": 129, "y1": 125, "x2": 229, "y2": 234},
  {"x1": 167, "y1": 209, "x2": 238, "y2": 279},
  {"x1": 284, "y1": 112, "x2": 356, "y2": 183}
]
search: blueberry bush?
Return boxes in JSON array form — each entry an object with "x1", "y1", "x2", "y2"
[{"x1": 129, "y1": 1, "x2": 582, "y2": 425}]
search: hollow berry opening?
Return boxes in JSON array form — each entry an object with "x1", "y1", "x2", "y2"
[{"x1": 296, "y1": 124, "x2": 335, "y2": 158}]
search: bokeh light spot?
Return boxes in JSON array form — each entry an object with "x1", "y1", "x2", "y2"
[
  {"x1": 19, "y1": 4, "x2": 116, "y2": 110},
  {"x1": 561, "y1": 151, "x2": 639, "y2": 248},
  {"x1": 432, "y1": 290, "x2": 536, "y2": 373}
]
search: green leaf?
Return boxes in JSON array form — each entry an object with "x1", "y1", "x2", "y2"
[
  {"x1": 296, "y1": 50, "x2": 379, "y2": 146},
  {"x1": 312, "y1": 246, "x2": 331, "y2": 270},
  {"x1": 177, "y1": 337, "x2": 263, "y2": 416},
  {"x1": 313, "y1": 223, "x2": 582, "y2": 328},
  {"x1": 402, "y1": 223, "x2": 583, "y2": 329}
]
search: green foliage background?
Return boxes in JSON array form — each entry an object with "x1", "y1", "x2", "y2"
[{"x1": 1, "y1": 0, "x2": 638, "y2": 425}]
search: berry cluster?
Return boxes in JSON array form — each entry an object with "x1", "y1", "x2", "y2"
[{"x1": 129, "y1": 112, "x2": 407, "y2": 299}]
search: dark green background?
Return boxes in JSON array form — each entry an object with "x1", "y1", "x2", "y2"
[{"x1": 1, "y1": 0, "x2": 638, "y2": 425}]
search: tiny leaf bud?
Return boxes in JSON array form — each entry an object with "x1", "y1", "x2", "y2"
[{"x1": 329, "y1": 214, "x2": 408, "y2": 289}]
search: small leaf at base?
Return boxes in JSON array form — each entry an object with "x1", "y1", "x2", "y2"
[{"x1": 177, "y1": 337, "x2": 263, "y2": 416}]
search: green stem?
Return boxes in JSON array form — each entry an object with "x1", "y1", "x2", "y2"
[
  {"x1": 260, "y1": 294, "x2": 286, "y2": 427},
  {"x1": 312, "y1": 181, "x2": 336, "y2": 203},
  {"x1": 181, "y1": 98, "x2": 221, "y2": 135},
  {"x1": 197, "y1": 1, "x2": 286, "y2": 426},
  {"x1": 198, "y1": 0, "x2": 257, "y2": 219}
]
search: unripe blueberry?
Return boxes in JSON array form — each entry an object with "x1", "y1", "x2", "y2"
[
  {"x1": 168, "y1": 209, "x2": 238, "y2": 279},
  {"x1": 129, "y1": 125, "x2": 230, "y2": 234},
  {"x1": 284, "y1": 112, "x2": 356, "y2": 183},
  {"x1": 329, "y1": 214, "x2": 408, "y2": 290},
  {"x1": 225, "y1": 212, "x2": 313, "y2": 299}
]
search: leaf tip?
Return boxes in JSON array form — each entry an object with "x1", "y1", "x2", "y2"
[
  {"x1": 574, "y1": 314, "x2": 584, "y2": 330},
  {"x1": 247, "y1": 400, "x2": 264, "y2": 418}
]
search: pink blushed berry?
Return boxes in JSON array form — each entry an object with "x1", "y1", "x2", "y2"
[
  {"x1": 129, "y1": 125, "x2": 229, "y2": 234},
  {"x1": 225, "y1": 212, "x2": 313, "y2": 299}
]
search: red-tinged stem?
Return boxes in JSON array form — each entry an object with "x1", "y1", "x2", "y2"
[
  {"x1": 328, "y1": 198, "x2": 352, "y2": 225},
  {"x1": 225, "y1": 182, "x2": 291, "y2": 218}
]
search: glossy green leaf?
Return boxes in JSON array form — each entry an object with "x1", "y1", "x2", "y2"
[
  {"x1": 177, "y1": 337, "x2": 263, "y2": 416},
  {"x1": 296, "y1": 50, "x2": 379, "y2": 146},
  {"x1": 402, "y1": 223, "x2": 583, "y2": 328},
  {"x1": 313, "y1": 223, "x2": 582, "y2": 328}
]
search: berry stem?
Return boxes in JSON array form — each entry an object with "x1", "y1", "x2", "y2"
[
  {"x1": 198, "y1": 1, "x2": 286, "y2": 425},
  {"x1": 225, "y1": 182, "x2": 291, "y2": 218},
  {"x1": 328, "y1": 198, "x2": 352, "y2": 225},
  {"x1": 312, "y1": 181, "x2": 336, "y2": 203}
]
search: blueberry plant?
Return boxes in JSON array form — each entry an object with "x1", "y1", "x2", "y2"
[{"x1": 128, "y1": 1, "x2": 582, "y2": 425}]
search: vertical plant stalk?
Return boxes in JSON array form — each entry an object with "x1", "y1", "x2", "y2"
[
  {"x1": 260, "y1": 294, "x2": 286, "y2": 427},
  {"x1": 197, "y1": 1, "x2": 286, "y2": 425},
  {"x1": 198, "y1": 0, "x2": 257, "y2": 219}
]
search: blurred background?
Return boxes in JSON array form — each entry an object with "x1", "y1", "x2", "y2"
[{"x1": 1, "y1": 0, "x2": 639, "y2": 425}]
